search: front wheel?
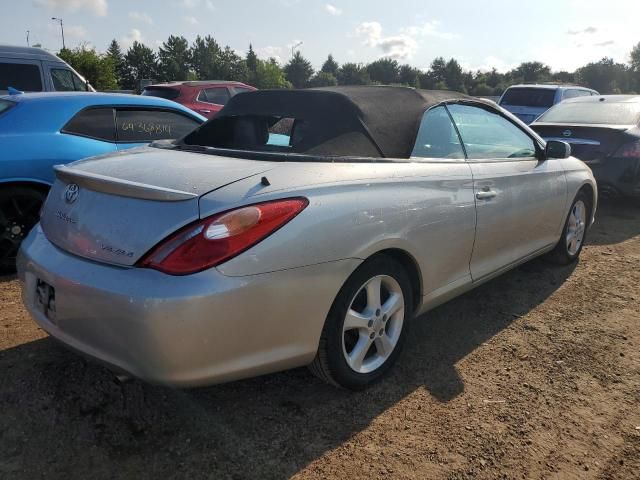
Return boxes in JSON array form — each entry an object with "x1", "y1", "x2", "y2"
[
  {"x1": 547, "y1": 191, "x2": 591, "y2": 265},
  {"x1": 309, "y1": 255, "x2": 413, "y2": 390}
]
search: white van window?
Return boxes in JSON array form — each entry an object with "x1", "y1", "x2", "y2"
[
  {"x1": 51, "y1": 68, "x2": 86, "y2": 92},
  {"x1": 0, "y1": 63, "x2": 43, "y2": 91}
]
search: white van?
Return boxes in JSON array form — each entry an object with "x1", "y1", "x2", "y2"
[{"x1": 0, "y1": 45, "x2": 94, "y2": 95}]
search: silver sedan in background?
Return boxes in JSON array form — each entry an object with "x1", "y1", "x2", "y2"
[{"x1": 18, "y1": 86, "x2": 596, "y2": 390}]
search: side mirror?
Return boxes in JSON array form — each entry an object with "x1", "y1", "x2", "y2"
[{"x1": 545, "y1": 140, "x2": 571, "y2": 159}]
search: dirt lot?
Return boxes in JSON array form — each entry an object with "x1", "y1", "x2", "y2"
[{"x1": 1, "y1": 200, "x2": 639, "y2": 480}]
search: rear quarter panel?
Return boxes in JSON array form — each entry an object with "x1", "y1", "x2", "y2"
[{"x1": 209, "y1": 161, "x2": 477, "y2": 299}]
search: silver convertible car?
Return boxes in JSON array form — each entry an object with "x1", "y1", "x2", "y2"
[{"x1": 18, "y1": 86, "x2": 596, "y2": 390}]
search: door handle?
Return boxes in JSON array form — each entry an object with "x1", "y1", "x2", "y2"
[
  {"x1": 476, "y1": 190, "x2": 497, "y2": 200},
  {"x1": 198, "y1": 109, "x2": 212, "y2": 114}
]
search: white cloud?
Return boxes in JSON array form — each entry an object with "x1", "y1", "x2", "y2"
[
  {"x1": 256, "y1": 46, "x2": 285, "y2": 64},
  {"x1": 34, "y1": 0, "x2": 107, "y2": 16},
  {"x1": 128, "y1": 11, "x2": 153, "y2": 25},
  {"x1": 324, "y1": 3, "x2": 342, "y2": 16},
  {"x1": 402, "y1": 20, "x2": 458, "y2": 40},
  {"x1": 121, "y1": 28, "x2": 144, "y2": 49},
  {"x1": 355, "y1": 21, "x2": 417, "y2": 60},
  {"x1": 183, "y1": 15, "x2": 198, "y2": 25},
  {"x1": 567, "y1": 26, "x2": 597, "y2": 35}
]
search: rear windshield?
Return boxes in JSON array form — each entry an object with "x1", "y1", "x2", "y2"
[
  {"x1": 0, "y1": 99, "x2": 15, "y2": 115},
  {"x1": 538, "y1": 102, "x2": 640, "y2": 125},
  {"x1": 0, "y1": 62, "x2": 43, "y2": 92},
  {"x1": 142, "y1": 87, "x2": 180, "y2": 100},
  {"x1": 500, "y1": 88, "x2": 555, "y2": 108}
]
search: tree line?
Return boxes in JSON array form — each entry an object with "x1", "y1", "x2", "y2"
[{"x1": 58, "y1": 35, "x2": 640, "y2": 95}]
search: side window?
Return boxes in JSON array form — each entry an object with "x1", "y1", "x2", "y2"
[
  {"x1": 0, "y1": 62, "x2": 43, "y2": 91},
  {"x1": 115, "y1": 109, "x2": 201, "y2": 142},
  {"x1": 51, "y1": 69, "x2": 86, "y2": 91},
  {"x1": 447, "y1": 104, "x2": 537, "y2": 160},
  {"x1": 564, "y1": 89, "x2": 590, "y2": 100},
  {"x1": 62, "y1": 108, "x2": 115, "y2": 141},
  {"x1": 411, "y1": 106, "x2": 465, "y2": 159},
  {"x1": 200, "y1": 87, "x2": 231, "y2": 105}
]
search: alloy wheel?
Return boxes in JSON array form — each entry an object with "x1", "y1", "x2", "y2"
[
  {"x1": 341, "y1": 274, "x2": 405, "y2": 374},
  {"x1": 566, "y1": 199, "x2": 586, "y2": 255}
]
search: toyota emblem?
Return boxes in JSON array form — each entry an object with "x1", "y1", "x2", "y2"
[
  {"x1": 64, "y1": 184, "x2": 80, "y2": 204},
  {"x1": 562, "y1": 129, "x2": 572, "y2": 137}
]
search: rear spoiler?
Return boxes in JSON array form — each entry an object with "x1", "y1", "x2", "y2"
[{"x1": 54, "y1": 165, "x2": 198, "y2": 202}]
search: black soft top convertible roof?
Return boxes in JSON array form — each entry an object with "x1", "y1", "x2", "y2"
[{"x1": 182, "y1": 86, "x2": 471, "y2": 158}]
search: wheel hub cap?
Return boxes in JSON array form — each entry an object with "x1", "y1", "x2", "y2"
[{"x1": 10, "y1": 224, "x2": 22, "y2": 236}]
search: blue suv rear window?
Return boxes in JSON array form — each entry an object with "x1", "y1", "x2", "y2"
[{"x1": 500, "y1": 88, "x2": 555, "y2": 108}]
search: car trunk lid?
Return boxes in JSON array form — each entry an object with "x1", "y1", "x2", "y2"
[
  {"x1": 531, "y1": 123, "x2": 633, "y2": 162},
  {"x1": 39, "y1": 147, "x2": 274, "y2": 266}
]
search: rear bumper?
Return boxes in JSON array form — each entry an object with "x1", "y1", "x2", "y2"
[
  {"x1": 586, "y1": 158, "x2": 640, "y2": 198},
  {"x1": 18, "y1": 225, "x2": 359, "y2": 386}
]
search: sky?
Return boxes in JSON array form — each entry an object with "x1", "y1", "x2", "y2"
[{"x1": 2, "y1": 0, "x2": 639, "y2": 72}]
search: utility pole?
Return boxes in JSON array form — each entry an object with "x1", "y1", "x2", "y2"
[
  {"x1": 51, "y1": 17, "x2": 65, "y2": 50},
  {"x1": 26, "y1": 30, "x2": 30, "y2": 47},
  {"x1": 291, "y1": 41, "x2": 303, "y2": 58}
]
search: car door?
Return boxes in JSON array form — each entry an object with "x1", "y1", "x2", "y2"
[
  {"x1": 409, "y1": 105, "x2": 477, "y2": 294},
  {"x1": 447, "y1": 103, "x2": 567, "y2": 281},
  {"x1": 114, "y1": 108, "x2": 203, "y2": 150}
]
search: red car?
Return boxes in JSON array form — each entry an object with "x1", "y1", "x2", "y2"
[{"x1": 142, "y1": 81, "x2": 256, "y2": 119}]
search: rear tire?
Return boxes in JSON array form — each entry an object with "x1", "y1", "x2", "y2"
[
  {"x1": 547, "y1": 190, "x2": 591, "y2": 265},
  {"x1": 0, "y1": 186, "x2": 46, "y2": 272},
  {"x1": 309, "y1": 255, "x2": 413, "y2": 390}
]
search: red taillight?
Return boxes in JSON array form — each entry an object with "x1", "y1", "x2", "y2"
[
  {"x1": 614, "y1": 140, "x2": 640, "y2": 158},
  {"x1": 139, "y1": 198, "x2": 308, "y2": 275}
]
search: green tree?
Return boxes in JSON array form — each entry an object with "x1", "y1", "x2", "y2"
[
  {"x1": 398, "y1": 64, "x2": 420, "y2": 87},
  {"x1": 630, "y1": 42, "x2": 640, "y2": 91},
  {"x1": 190, "y1": 35, "x2": 221, "y2": 80},
  {"x1": 252, "y1": 58, "x2": 291, "y2": 89},
  {"x1": 308, "y1": 71, "x2": 338, "y2": 87},
  {"x1": 512, "y1": 61, "x2": 551, "y2": 83},
  {"x1": 105, "y1": 39, "x2": 125, "y2": 88},
  {"x1": 158, "y1": 35, "x2": 192, "y2": 81},
  {"x1": 58, "y1": 44, "x2": 118, "y2": 90},
  {"x1": 444, "y1": 58, "x2": 465, "y2": 92},
  {"x1": 336, "y1": 63, "x2": 371, "y2": 85},
  {"x1": 367, "y1": 58, "x2": 399, "y2": 84},
  {"x1": 122, "y1": 41, "x2": 158, "y2": 90},
  {"x1": 576, "y1": 57, "x2": 632, "y2": 93},
  {"x1": 246, "y1": 44, "x2": 258, "y2": 74},
  {"x1": 284, "y1": 51, "x2": 314, "y2": 88},
  {"x1": 321, "y1": 54, "x2": 339, "y2": 76}
]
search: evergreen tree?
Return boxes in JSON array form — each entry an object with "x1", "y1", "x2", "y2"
[
  {"x1": 336, "y1": 63, "x2": 371, "y2": 85},
  {"x1": 367, "y1": 58, "x2": 399, "y2": 84},
  {"x1": 321, "y1": 54, "x2": 339, "y2": 76},
  {"x1": 106, "y1": 39, "x2": 125, "y2": 88},
  {"x1": 122, "y1": 41, "x2": 157, "y2": 90},
  {"x1": 246, "y1": 44, "x2": 258, "y2": 74},
  {"x1": 284, "y1": 51, "x2": 314, "y2": 88},
  {"x1": 190, "y1": 35, "x2": 221, "y2": 79},
  {"x1": 158, "y1": 35, "x2": 192, "y2": 81}
]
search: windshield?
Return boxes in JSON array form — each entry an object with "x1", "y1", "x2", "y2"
[
  {"x1": 537, "y1": 101, "x2": 640, "y2": 125},
  {"x1": 500, "y1": 88, "x2": 556, "y2": 108}
]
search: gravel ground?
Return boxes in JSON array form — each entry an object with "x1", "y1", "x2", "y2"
[{"x1": 1, "y1": 200, "x2": 639, "y2": 480}]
